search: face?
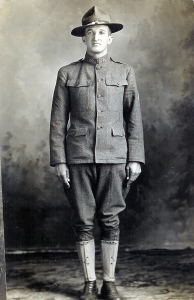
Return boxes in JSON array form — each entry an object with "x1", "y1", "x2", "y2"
[{"x1": 82, "y1": 25, "x2": 112, "y2": 57}]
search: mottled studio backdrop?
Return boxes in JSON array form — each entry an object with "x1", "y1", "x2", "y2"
[{"x1": 1, "y1": 0, "x2": 194, "y2": 250}]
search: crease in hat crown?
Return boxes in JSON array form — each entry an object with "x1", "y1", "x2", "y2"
[
  {"x1": 71, "y1": 6, "x2": 123, "y2": 37},
  {"x1": 82, "y1": 6, "x2": 111, "y2": 25}
]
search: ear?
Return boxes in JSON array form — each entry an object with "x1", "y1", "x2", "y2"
[
  {"x1": 82, "y1": 36, "x2": 86, "y2": 44},
  {"x1": 107, "y1": 35, "x2": 113, "y2": 45}
]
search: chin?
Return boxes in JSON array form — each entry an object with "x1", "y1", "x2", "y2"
[{"x1": 91, "y1": 47, "x2": 104, "y2": 53}]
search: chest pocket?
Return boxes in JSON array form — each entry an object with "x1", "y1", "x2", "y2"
[
  {"x1": 106, "y1": 78, "x2": 128, "y2": 111},
  {"x1": 67, "y1": 79, "x2": 91, "y2": 111}
]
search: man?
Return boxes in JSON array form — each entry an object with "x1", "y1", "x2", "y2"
[{"x1": 50, "y1": 6, "x2": 145, "y2": 300}]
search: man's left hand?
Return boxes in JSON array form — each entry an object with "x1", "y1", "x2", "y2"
[{"x1": 126, "y1": 162, "x2": 141, "y2": 183}]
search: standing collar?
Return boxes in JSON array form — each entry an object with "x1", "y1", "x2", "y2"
[{"x1": 84, "y1": 52, "x2": 109, "y2": 65}]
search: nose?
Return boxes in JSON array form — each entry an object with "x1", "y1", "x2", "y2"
[{"x1": 93, "y1": 32, "x2": 100, "y2": 40}]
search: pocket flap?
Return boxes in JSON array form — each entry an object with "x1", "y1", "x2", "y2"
[
  {"x1": 67, "y1": 79, "x2": 90, "y2": 87},
  {"x1": 106, "y1": 78, "x2": 128, "y2": 86},
  {"x1": 112, "y1": 128, "x2": 125, "y2": 137},
  {"x1": 67, "y1": 128, "x2": 88, "y2": 137}
]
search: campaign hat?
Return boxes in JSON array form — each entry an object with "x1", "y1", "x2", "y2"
[{"x1": 71, "y1": 6, "x2": 123, "y2": 37}]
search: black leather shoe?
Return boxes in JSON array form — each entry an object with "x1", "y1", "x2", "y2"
[
  {"x1": 101, "y1": 281, "x2": 123, "y2": 300},
  {"x1": 79, "y1": 280, "x2": 98, "y2": 300}
]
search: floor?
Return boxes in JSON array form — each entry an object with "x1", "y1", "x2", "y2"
[{"x1": 5, "y1": 247, "x2": 194, "y2": 300}]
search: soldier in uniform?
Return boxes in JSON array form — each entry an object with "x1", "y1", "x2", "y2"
[{"x1": 50, "y1": 6, "x2": 145, "y2": 300}]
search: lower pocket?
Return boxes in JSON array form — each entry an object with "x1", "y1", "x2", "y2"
[
  {"x1": 66, "y1": 127, "x2": 91, "y2": 160},
  {"x1": 110, "y1": 128, "x2": 127, "y2": 158}
]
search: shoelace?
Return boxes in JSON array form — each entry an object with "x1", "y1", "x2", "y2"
[{"x1": 85, "y1": 281, "x2": 95, "y2": 294}]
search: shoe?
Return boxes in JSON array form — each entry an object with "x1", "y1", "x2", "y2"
[
  {"x1": 101, "y1": 281, "x2": 123, "y2": 300},
  {"x1": 79, "y1": 280, "x2": 98, "y2": 300}
]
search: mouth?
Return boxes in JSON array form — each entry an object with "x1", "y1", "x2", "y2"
[{"x1": 92, "y1": 43, "x2": 101, "y2": 46}]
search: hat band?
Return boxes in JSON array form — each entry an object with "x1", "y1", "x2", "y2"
[{"x1": 84, "y1": 20, "x2": 110, "y2": 26}]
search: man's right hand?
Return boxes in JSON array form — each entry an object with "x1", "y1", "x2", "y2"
[{"x1": 55, "y1": 163, "x2": 70, "y2": 188}]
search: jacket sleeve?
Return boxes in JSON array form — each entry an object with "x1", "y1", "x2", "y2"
[
  {"x1": 123, "y1": 66, "x2": 145, "y2": 164},
  {"x1": 50, "y1": 68, "x2": 70, "y2": 166}
]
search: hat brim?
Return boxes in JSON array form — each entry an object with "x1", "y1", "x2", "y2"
[{"x1": 71, "y1": 23, "x2": 123, "y2": 37}]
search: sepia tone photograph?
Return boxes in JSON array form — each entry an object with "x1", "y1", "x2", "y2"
[{"x1": 1, "y1": 0, "x2": 194, "y2": 299}]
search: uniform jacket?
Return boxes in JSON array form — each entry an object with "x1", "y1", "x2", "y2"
[{"x1": 50, "y1": 53, "x2": 145, "y2": 166}]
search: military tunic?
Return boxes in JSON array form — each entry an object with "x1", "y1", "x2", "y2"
[{"x1": 50, "y1": 53, "x2": 145, "y2": 166}]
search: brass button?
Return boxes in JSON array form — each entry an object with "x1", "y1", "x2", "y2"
[
  {"x1": 96, "y1": 65, "x2": 101, "y2": 70},
  {"x1": 97, "y1": 94, "x2": 101, "y2": 98}
]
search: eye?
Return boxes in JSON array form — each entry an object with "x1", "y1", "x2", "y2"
[
  {"x1": 99, "y1": 31, "x2": 105, "y2": 35},
  {"x1": 87, "y1": 30, "x2": 93, "y2": 35}
]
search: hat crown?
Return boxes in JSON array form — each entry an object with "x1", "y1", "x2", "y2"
[{"x1": 82, "y1": 6, "x2": 111, "y2": 26}]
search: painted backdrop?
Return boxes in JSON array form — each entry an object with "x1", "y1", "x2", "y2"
[{"x1": 1, "y1": 0, "x2": 194, "y2": 250}]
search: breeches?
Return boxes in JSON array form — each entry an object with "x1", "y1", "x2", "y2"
[{"x1": 64, "y1": 164, "x2": 130, "y2": 242}]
